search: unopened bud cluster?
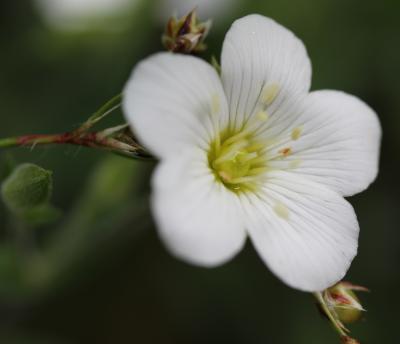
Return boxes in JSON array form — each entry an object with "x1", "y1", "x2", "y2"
[{"x1": 162, "y1": 10, "x2": 211, "y2": 54}]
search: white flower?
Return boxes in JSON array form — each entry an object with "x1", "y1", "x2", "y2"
[{"x1": 123, "y1": 14, "x2": 381, "y2": 292}]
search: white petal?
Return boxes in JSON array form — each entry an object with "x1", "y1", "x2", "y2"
[
  {"x1": 123, "y1": 52, "x2": 229, "y2": 159},
  {"x1": 152, "y1": 148, "x2": 246, "y2": 267},
  {"x1": 241, "y1": 171, "x2": 359, "y2": 292},
  {"x1": 267, "y1": 90, "x2": 381, "y2": 196},
  {"x1": 221, "y1": 14, "x2": 311, "y2": 131}
]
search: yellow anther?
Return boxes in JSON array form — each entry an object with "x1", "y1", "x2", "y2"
[
  {"x1": 261, "y1": 83, "x2": 280, "y2": 106},
  {"x1": 291, "y1": 126, "x2": 303, "y2": 140},
  {"x1": 274, "y1": 202, "x2": 289, "y2": 220},
  {"x1": 256, "y1": 110, "x2": 269, "y2": 122}
]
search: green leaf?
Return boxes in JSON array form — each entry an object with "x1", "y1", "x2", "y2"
[{"x1": 1, "y1": 163, "x2": 53, "y2": 214}]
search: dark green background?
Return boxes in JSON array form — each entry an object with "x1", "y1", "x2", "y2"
[{"x1": 0, "y1": 0, "x2": 398, "y2": 343}]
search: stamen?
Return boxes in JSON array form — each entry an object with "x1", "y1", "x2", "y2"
[
  {"x1": 218, "y1": 170, "x2": 232, "y2": 182},
  {"x1": 223, "y1": 129, "x2": 249, "y2": 146},
  {"x1": 214, "y1": 133, "x2": 221, "y2": 154},
  {"x1": 226, "y1": 175, "x2": 266, "y2": 185},
  {"x1": 208, "y1": 126, "x2": 272, "y2": 193},
  {"x1": 256, "y1": 110, "x2": 269, "y2": 122},
  {"x1": 247, "y1": 139, "x2": 273, "y2": 152},
  {"x1": 261, "y1": 83, "x2": 280, "y2": 106},
  {"x1": 274, "y1": 202, "x2": 289, "y2": 219},
  {"x1": 237, "y1": 152, "x2": 258, "y2": 163},
  {"x1": 291, "y1": 126, "x2": 303, "y2": 140},
  {"x1": 279, "y1": 147, "x2": 292, "y2": 157},
  {"x1": 209, "y1": 94, "x2": 222, "y2": 153},
  {"x1": 246, "y1": 155, "x2": 267, "y2": 166},
  {"x1": 213, "y1": 139, "x2": 248, "y2": 164},
  {"x1": 247, "y1": 167, "x2": 269, "y2": 176}
]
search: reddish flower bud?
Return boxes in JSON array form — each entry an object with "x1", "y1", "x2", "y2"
[
  {"x1": 325, "y1": 281, "x2": 369, "y2": 324},
  {"x1": 341, "y1": 335, "x2": 360, "y2": 344},
  {"x1": 162, "y1": 9, "x2": 211, "y2": 54}
]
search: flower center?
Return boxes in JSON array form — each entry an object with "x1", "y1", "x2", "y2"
[{"x1": 208, "y1": 129, "x2": 268, "y2": 193}]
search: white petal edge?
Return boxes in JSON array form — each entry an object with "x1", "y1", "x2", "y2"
[
  {"x1": 221, "y1": 14, "x2": 312, "y2": 132},
  {"x1": 123, "y1": 52, "x2": 229, "y2": 159},
  {"x1": 241, "y1": 171, "x2": 359, "y2": 292},
  {"x1": 266, "y1": 90, "x2": 382, "y2": 196},
  {"x1": 152, "y1": 148, "x2": 247, "y2": 267}
]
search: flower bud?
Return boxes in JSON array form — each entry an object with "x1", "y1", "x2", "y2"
[
  {"x1": 325, "y1": 282, "x2": 369, "y2": 324},
  {"x1": 1, "y1": 163, "x2": 53, "y2": 213},
  {"x1": 162, "y1": 9, "x2": 211, "y2": 54},
  {"x1": 341, "y1": 336, "x2": 360, "y2": 344}
]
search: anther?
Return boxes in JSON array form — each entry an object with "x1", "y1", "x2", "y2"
[
  {"x1": 291, "y1": 126, "x2": 303, "y2": 140},
  {"x1": 279, "y1": 147, "x2": 292, "y2": 157},
  {"x1": 256, "y1": 110, "x2": 269, "y2": 122},
  {"x1": 261, "y1": 83, "x2": 280, "y2": 106},
  {"x1": 274, "y1": 202, "x2": 289, "y2": 219}
]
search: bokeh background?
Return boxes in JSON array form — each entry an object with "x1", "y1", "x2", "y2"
[{"x1": 0, "y1": 0, "x2": 398, "y2": 343}]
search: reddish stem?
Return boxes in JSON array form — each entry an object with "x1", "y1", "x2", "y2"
[
  {"x1": 16, "y1": 132, "x2": 106, "y2": 148},
  {"x1": 1, "y1": 131, "x2": 151, "y2": 159}
]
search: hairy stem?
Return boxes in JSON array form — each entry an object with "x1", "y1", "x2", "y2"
[{"x1": 0, "y1": 131, "x2": 151, "y2": 160}]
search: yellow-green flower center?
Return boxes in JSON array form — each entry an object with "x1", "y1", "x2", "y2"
[{"x1": 208, "y1": 129, "x2": 268, "y2": 193}]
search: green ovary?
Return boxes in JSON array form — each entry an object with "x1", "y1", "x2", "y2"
[{"x1": 208, "y1": 130, "x2": 268, "y2": 193}]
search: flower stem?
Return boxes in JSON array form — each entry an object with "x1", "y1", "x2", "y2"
[
  {"x1": 0, "y1": 132, "x2": 152, "y2": 160},
  {"x1": 0, "y1": 134, "x2": 58, "y2": 148},
  {"x1": 315, "y1": 292, "x2": 347, "y2": 337},
  {"x1": 314, "y1": 292, "x2": 361, "y2": 343}
]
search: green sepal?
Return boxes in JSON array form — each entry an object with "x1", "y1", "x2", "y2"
[{"x1": 87, "y1": 93, "x2": 122, "y2": 124}]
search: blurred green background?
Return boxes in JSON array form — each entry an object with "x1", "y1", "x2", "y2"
[{"x1": 0, "y1": 0, "x2": 398, "y2": 343}]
